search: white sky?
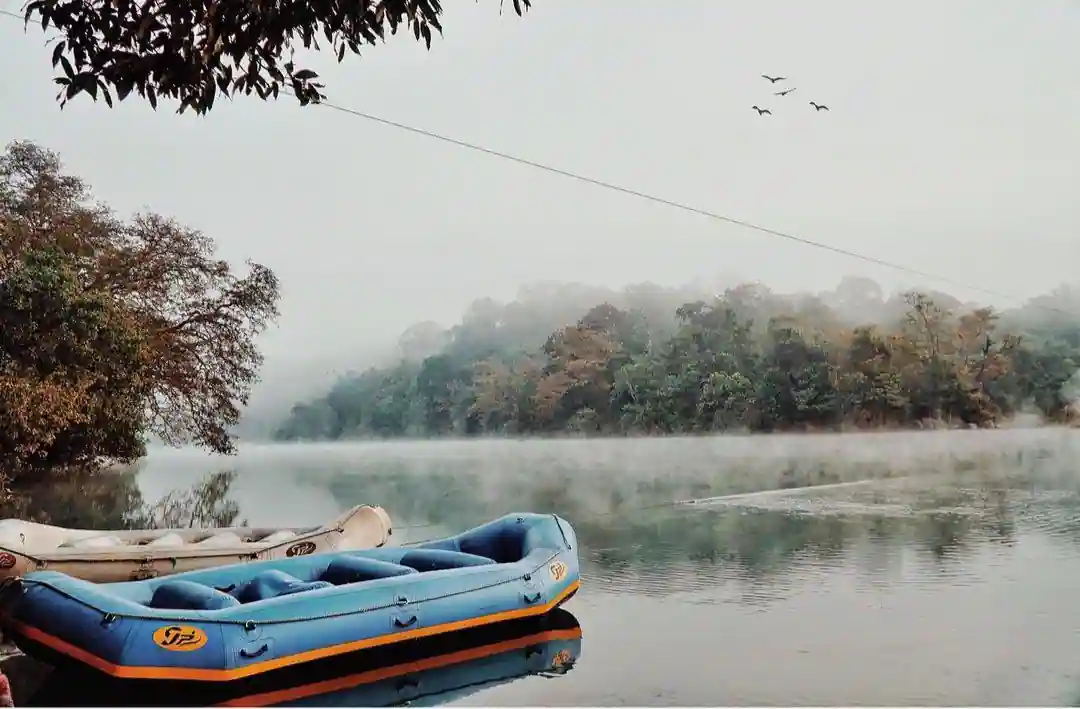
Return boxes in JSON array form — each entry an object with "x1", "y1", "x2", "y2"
[{"x1": 2, "y1": 0, "x2": 1078, "y2": 380}]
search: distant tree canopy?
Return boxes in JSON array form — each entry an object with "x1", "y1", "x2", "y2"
[
  {"x1": 274, "y1": 278, "x2": 1080, "y2": 441},
  {"x1": 0, "y1": 140, "x2": 280, "y2": 495},
  {"x1": 21, "y1": 0, "x2": 534, "y2": 114}
]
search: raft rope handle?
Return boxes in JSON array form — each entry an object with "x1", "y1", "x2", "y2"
[
  {"x1": 11, "y1": 550, "x2": 567, "y2": 628},
  {"x1": 552, "y1": 514, "x2": 571, "y2": 550}
]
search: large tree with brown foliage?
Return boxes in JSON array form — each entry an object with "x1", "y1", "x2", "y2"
[
  {"x1": 0, "y1": 248, "x2": 150, "y2": 493},
  {"x1": 1, "y1": 140, "x2": 279, "y2": 484},
  {"x1": 19, "y1": 0, "x2": 533, "y2": 114}
]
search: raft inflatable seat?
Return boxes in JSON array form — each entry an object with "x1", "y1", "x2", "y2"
[{"x1": 0, "y1": 513, "x2": 579, "y2": 683}]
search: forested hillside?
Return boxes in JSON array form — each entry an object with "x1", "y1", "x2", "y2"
[{"x1": 273, "y1": 277, "x2": 1080, "y2": 440}]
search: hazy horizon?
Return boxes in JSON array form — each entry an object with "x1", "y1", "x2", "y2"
[{"x1": 3, "y1": 0, "x2": 1078, "y2": 410}]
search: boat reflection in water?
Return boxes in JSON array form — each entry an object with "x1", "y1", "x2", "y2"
[{"x1": 18, "y1": 608, "x2": 581, "y2": 707}]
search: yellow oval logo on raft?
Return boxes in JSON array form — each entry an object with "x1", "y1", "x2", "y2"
[
  {"x1": 548, "y1": 561, "x2": 568, "y2": 582},
  {"x1": 153, "y1": 625, "x2": 208, "y2": 652}
]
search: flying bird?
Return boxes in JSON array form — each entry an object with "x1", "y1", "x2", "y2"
[
  {"x1": 810, "y1": 101, "x2": 829, "y2": 111},
  {"x1": 761, "y1": 74, "x2": 786, "y2": 83},
  {"x1": 775, "y1": 88, "x2": 796, "y2": 96},
  {"x1": 752, "y1": 106, "x2": 772, "y2": 115}
]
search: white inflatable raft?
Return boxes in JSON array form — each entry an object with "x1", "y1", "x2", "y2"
[{"x1": 0, "y1": 505, "x2": 392, "y2": 583}]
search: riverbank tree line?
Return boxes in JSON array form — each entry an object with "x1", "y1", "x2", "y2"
[
  {"x1": 0, "y1": 140, "x2": 280, "y2": 506},
  {"x1": 274, "y1": 278, "x2": 1080, "y2": 440}
]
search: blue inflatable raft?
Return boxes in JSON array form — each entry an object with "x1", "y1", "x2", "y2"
[{"x1": 0, "y1": 513, "x2": 578, "y2": 683}]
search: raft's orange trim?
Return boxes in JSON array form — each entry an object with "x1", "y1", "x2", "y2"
[
  {"x1": 216, "y1": 626, "x2": 583, "y2": 707},
  {"x1": 7, "y1": 579, "x2": 579, "y2": 682}
]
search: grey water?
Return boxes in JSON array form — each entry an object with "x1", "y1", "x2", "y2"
[{"x1": 35, "y1": 430, "x2": 1080, "y2": 705}]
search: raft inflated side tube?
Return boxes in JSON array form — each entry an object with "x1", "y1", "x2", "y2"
[
  {"x1": 0, "y1": 513, "x2": 579, "y2": 683},
  {"x1": 23, "y1": 608, "x2": 583, "y2": 707}
]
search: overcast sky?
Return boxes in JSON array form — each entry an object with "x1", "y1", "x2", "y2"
[{"x1": 2, "y1": 0, "x2": 1078, "y2": 376}]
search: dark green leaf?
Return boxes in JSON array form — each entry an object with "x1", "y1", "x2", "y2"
[
  {"x1": 82, "y1": 75, "x2": 99, "y2": 100},
  {"x1": 50, "y1": 40, "x2": 66, "y2": 67},
  {"x1": 115, "y1": 78, "x2": 135, "y2": 102}
]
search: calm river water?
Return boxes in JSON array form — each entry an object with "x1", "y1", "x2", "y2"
[{"x1": 16, "y1": 429, "x2": 1080, "y2": 705}]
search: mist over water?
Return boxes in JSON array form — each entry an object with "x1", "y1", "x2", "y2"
[{"x1": 121, "y1": 429, "x2": 1080, "y2": 706}]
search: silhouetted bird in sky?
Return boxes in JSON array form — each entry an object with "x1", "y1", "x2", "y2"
[
  {"x1": 752, "y1": 106, "x2": 772, "y2": 115},
  {"x1": 775, "y1": 88, "x2": 796, "y2": 96},
  {"x1": 810, "y1": 101, "x2": 829, "y2": 111},
  {"x1": 761, "y1": 74, "x2": 786, "y2": 83}
]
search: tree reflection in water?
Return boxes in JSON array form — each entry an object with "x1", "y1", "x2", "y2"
[
  {"x1": 313, "y1": 446, "x2": 1080, "y2": 607},
  {"x1": 0, "y1": 469, "x2": 242, "y2": 530}
]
